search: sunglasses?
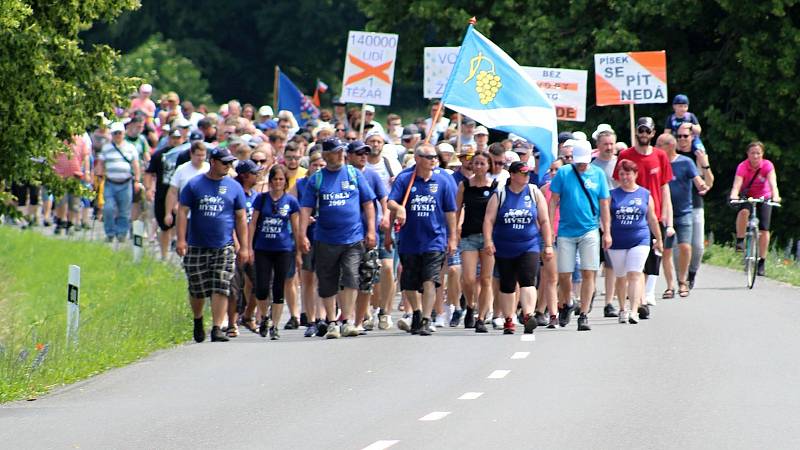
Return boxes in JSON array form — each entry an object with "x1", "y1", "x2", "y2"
[
  {"x1": 677, "y1": 134, "x2": 691, "y2": 138},
  {"x1": 352, "y1": 150, "x2": 370, "y2": 156},
  {"x1": 284, "y1": 155, "x2": 300, "y2": 161},
  {"x1": 417, "y1": 154, "x2": 438, "y2": 160},
  {"x1": 251, "y1": 158, "x2": 267, "y2": 164},
  {"x1": 637, "y1": 127, "x2": 653, "y2": 134},
  {"x1": 512, "y1": 167, "x2": 531, "y2": 174},
  {"x1": 560, "y1": 155, "x2": 573, "y2": 161}
]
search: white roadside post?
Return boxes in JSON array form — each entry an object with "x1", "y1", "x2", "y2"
[
  {"x1": 67, "y1": 265, "x2": 80, "y2": 346},
  {"x1": 132, "y1": 219, "x2": 144, "y2": 263}
]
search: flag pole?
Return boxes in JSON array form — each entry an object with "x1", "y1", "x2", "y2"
[
  {"x1": 359, "y1": 103, "x2": 367, "y2": 140},
  {"x1": 273, "y1": 65, "x2": 280, "y2": 113},
  {"x1": 423, "y1": 103, "x2": 444, "y2": 144},
  {"x1": 628, "y1": 103, "x2": 635, "y2": 147}
]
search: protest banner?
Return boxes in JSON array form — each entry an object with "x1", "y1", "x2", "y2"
[
  {"x1": 523, "y1": 67, "x2": 588, "y2": 122},
  {"x1": 340, "y1": 31, "x2": 398, "y2": 106},
  {"x1": 594, "y1": 51, "x2": 667, "y2": 143},
  {"x1": 424, "y1": 47, "x2": 460, "y2": 99}
]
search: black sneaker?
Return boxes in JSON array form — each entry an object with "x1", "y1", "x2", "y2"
[
  {"x1": 464, "y1": 307, "x2": 476, "y2": 328},
  {"x1": 638, "y1": 305, "x2": 650, "y2": 320},
  {"x1": 558, "y1": 303, "x2": 575, "y2": 327},
  {"x1": 757, "y1": 258, "x2": 766, "y2": 277},
  {"x1": 259, "y1": 317, "x2": 269, "y2": 337},
  {"x1": 449, "y1": 309, "x2": 463, "y2": 327},
  {"x1": 547, "y1": 315, "x2": 558, "y2": 329},
  {"x1": 410, "y1": 310, "x2": 422, "y2": 335},
  {"x1": 687, "y1": 271, "x2": 696, "y2": 290},
  {"x1": 577, "y1": 314, "x2": 591, "y2": 331},
  {"x1": 299, "y1": 312, "x2": 309, "y2": 327},
  {"x1": 315, "y1": 320, "x2": 328, "y2": 337},
  {"x1": 419, "y1": 318, "x2": 433, "y2": 336},
  {"x1": 269, "y1": 327, "x2": 280, "y2": 340},
  {"x1": 284, "y1": 316, "x2": 299, "y2": 330},
  {"x1": 523, "y1": 313, "x2": 537, "y2": 334},
  {"x1": 603, "y1": 303, "x2": 619, "y2": 318},
  {"x1": 534, "y1": 312, "x2": 548, "y2": 327},
  {"x1": 193, "y1": 317, "x2": 205, "y2": 343},
  {"x1": 210, "y1": 326, "x2": 230, "y2": 342},
  {"x1": 735, "y1": 239, "x2": 744, "y2": 252},
  {"x1": 475, "y1": 318, "x2": 488, "y2": 333}
]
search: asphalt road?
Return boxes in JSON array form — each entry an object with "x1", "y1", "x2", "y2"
[{"x1": 2, "y1": 264, "x2": 799, "y2": 450}]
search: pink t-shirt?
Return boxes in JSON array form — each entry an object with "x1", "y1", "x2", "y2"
[
  {"x1": 130, "y1": 97, "x2": 156, "y2": 118},
  {"x1": 541, "y1": 182, "x2": 560, "y2": 235},
  {"x1": 53, "y1": 136, "x2": 87, "y2": 179},
  {"x1": 736, "y1": 159, "x2": 774, "y2": 198}
]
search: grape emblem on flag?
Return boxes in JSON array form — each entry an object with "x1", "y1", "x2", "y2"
[{"x1": 463, "y1": 52, "x2": 501, "y2": 104}]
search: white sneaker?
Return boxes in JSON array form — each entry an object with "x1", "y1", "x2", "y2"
[
  {"x1": 434, "y1": 315, "x2": 446, "y2": 328},
  {"x1": 618, "y1": 310, "x2": 629, "y2": 324},
  {"x1": 492, "y1": 317, "x2": 504, "y2": 330},
  {"x1": 342, "y1": 323, "x2": 359, "y2": 337},
  {"x1": 445, "y1": 304, "x2": 455, "y2": 323},
  {"x1": 646, "y1": 294, "x2": 657, "y2": 306},
  {"x1": 326, "y1": 322, "x2": 341, "y2": 339},
  {"x1": 397, "y1": 315, "x2": 410, "y2": 332},
  {"x1": 362, "y1": 318, "x2": 375, "y2": 331},
  {"x1": 378, "y1": 314, "x2": 390, "y2": 330}
]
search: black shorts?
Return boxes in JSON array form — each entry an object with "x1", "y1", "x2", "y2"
[
  {"x1": 643, "y1": 233, "x2": 660, "y2": 276},
  {"x1": 738, "y1": 202, "x2": 773, "y2": 231},
  {"x1": 154, "y1": 197, "x2": 175, "y2": 231},
  {"x1": 11, "y1": 183, "x2": 39, "y2": 206},
  {"x1": 314, "y1": 241, "x2": 363, "y2": 298},
  {"x1": 229, "y1": 261, "x2": 255, "y2": 312},
  {"x1": 301, "y1": 244, "x2": 315, "y2": 272},
  {"x1": 496, "y1": 252, "x2": 540, "y2": 294},
  {"x1": 399, "y1": 252, "x2": 445, "y2": 292},
  {"x1": 183, "y1": 245, "x2": 236, "y2": 298}
]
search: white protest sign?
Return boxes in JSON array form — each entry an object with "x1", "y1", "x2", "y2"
[
  {"x1": 67, "y1": 265, "x2": 80, "y2": 346},
  {"x1": 594, "y1": 51, "x2": 667, "y2": 105},
  {"x1": 424, "y1": 47, "x2": 460, "y2": 99},
  {"x1": 522, "y1": 67, "x2": 588, "y2": 122},
  {"x1": 340, "y1": 31, "x2": 398, "y2": 106}
]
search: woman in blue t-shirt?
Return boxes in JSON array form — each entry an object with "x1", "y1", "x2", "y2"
[
  {"x1": 607, "y1": 159, "x2": 663, "y2": 324},
  {"x1": 484, "y1": 161, "x2": 553, "y2": 335},
  {"x1": 248, "y1": 164, "x2": 300, "y2": 340}
]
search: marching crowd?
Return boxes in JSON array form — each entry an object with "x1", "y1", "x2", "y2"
[{"x1": 7, "y1": 86, "x2": 782, "y2": 342}]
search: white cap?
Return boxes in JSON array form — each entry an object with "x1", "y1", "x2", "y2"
[
  {"x1": 364, "y1": 129, "x2": 384, "y2": 140},
  {"x1": 139, "y1": 83, "x2": 153, "y2": 94},
  {"x1": 591, "y1": 123, "x2": 615, "y2": 141},
  {"x1": 572, "y1": 131, "x2": 588, "y2": 142},
  {"x1": 258, "y1": 105, "x2": 274, "y2": 117},
  {"x1": 110, "y1": 122, "x2": 125, "y2": 133},
  {"x1": 363, "y1": 104, "x2": 375, "y2": 113},
  {"x1": 572, "y1": 140, "x2": 593, "y2": 163},
  {"x1": 436, "y1": 142, "x2": 455, "y2": 154},
  {"x1": 507, "y1": 133, "x2": 526, "y2": 142},
  {"x1": 474, "y1": 125, "x2": 489, "y2": 136},
  {"x1": 174, "y1": 117, "x2": 191, "y2": 128}
]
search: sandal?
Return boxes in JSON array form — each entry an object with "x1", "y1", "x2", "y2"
[
  {"x1": 226, "y1": 325, "x2": 239, "y2": 338},
  {"x1": 241, "y1": 317, "x2": 257, "y2": 333},
  {"x1": 662, "y1": 288, "x2": 675, "y2": 299},
  {"x1": 678, "y1": 281, "x2": 690, "y2": 298}
]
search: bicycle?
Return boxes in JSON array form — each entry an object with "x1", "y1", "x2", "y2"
[{"x1": 729, "y1": 197, "x2": 781, "y2": 289}]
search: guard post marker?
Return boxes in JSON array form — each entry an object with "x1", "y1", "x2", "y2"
[
  {"x1": 67, "y1": 265, "x2": 80, "y2": 346},
  {"x1": 132, "y1": 219, "x2": 144, "y2": 263}
]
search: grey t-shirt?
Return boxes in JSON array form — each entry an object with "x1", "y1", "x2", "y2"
[{"x1": 591, "y1": 156, "x2": 618, "y2": 189}]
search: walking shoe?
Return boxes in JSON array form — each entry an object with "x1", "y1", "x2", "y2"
[
  {"x1": 315, "y1": 320, "x2": 328, "y2": 337},
  {"x1": 419, "y1": 318, "x2": 434, "y2": 336},
  {"x1": 637, "y1": 305, "x2": 650, "y2": 320},
  {"x1": 284, "y1": 316, "x2": 299, "y2": 330},
  {"x1": 363, "y1": 318, "x2": 375, "y2": 331},
  {"x1": 342, "y1": 323, "x2": 359, "y2": 337},
  {"x1": 523, "y1": 313, "x2": 537, "y2": 334},
  {"x1": 299, "y1": 312, "x2": 309, "y2": 327},
  {"x1": 504, "y1": 317, "x2": 516, "y2": 335},
  {"x1": 258, "y1": 317, "x2": 269, "y2": 337},
  {"x1": 325, "y1": 321, "x2": 341, "y2": 339},
  {"x1": 304, "y1": 322, "x2": 318, "y2": 337},
  {"x1": 193, "y1": 317, "x2": 205, "y2": 343},
  {"x1": 687, "y1": 271, "x2": 696, "y2": 290},
  {"x1": 210, "y1": 326, "x2": 230, "y2": 342},
  {"x1": 397, "y1": 315, "x2": 411, "y2": 332},
  {"x1": 378, "y1": 314, "x2": 391, "y2": 330},
  {"x1": 491, "y1": 317, "x2": 504, "y2": 330},
  {"x1": 547, "y1": 315, "x2": 558, "y2": 329},
  {"x1": 269, "y1": 327, "x2": 280, "y2": 340},
  {"x1": 577, "y1": 314, "x2": 591, "y2": 331},
  {"x1": 410, "y1": 310, "x2": 423, "y2": 335},
  {"x1": 450, "y1": 309, "x2": 463, "y2": 327},
  {"x1": 757, "y1": 258, "x2": 766, "y2": 276},
  {"x1": 434, "y1": 315, "x2": 446, "y2": 328},
  {"x1": 534, "y1": 312, "x2": 548, "y2": 327},
  {"x1": 603, "y1": 303, "x2": 619, "y2": 318},
  {"x1": 618, "y1": 310, "x2": 629, "y2": 324},
  {"x1": 646, "y1": 294, "x2": 657, "y2": 306},
  {"x1": 464, "y1": 307, "x2": 476, "y2": 328},
  {"x1": 628, "y1": 312, "x2": 639, "y2": 324},
  {"x1": 241, "y1": 316, "x2": 258, "y2": 333},
  {"x1": 475, "y1": 318, "x2": 488, "y2": 333},
  {"x1": 558, "y1": 303, "x2": 575, "y2": 327}
]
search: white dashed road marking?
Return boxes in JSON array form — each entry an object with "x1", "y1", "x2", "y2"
[
  {"x1": 487, "y1": 370, "x2": 510, "y2": 379},
  {"x1": 419, "y1": 411, "x2": 451, "y2": 421},
  {"x1": 520, "y1": 334, "x2": 536, "y2": 341},
  {"x1": 510, "y1": 352, "x2": 530, "y2": 359},
  {"x1": 458, "y1": 392, "x2": 484, "y2": 400},
  {"x1": 362, "y1": 440, "x2": 400, "y2": 450}
]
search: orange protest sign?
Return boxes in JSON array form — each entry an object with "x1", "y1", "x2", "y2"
[{"x1": 594, "y1": 51, "x2": 667, "y2": 106}]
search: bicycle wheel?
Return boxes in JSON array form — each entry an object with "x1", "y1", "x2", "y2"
[{"x1": 744, "y1": 230, "x2": 758, "y2": 289}]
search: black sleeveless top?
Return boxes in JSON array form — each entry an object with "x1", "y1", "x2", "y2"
[{"x1": 461, "y1": 179, "x2": 498, "y2": 237}]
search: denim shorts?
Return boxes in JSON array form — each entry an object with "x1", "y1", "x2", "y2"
[
  {"x1": 460, "y1": 233, "x2": 485, "y2": 252},
  {"x1": 664, "y1": 214, "x2": 693, "y2": 249},
  {"x1": 556, "y1": 230, "x2": 600, "y2": 273},
  {"x1": 448, "y1": 246, "x2": 462, "y2": 266}
]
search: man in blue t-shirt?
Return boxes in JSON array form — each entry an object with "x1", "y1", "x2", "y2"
[
  {"x1": 176, "y1": 147, "x2": 250, "y2": 343},
  {"x1": 299, "y1": 138, "x2": 376, "y2": 339},
  {"x1": 549, "y1": 140, "x2": 611, "y2": 332},
  {"x1": 388, "y1": 143, "x2": 458, "y2": 336}
]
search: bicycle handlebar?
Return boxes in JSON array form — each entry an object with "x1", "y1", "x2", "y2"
[{"x1": 729, "y1": 197, "x2": 781, "y2": 207}]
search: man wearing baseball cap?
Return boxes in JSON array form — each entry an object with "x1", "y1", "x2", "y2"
[
  {"x1": 176, "y1": 146, "x2": 249, "y2": 343},
  {"x1": 298, "y1": 138, "x2": 377, "y2": 339},
  {"x1": 256, "y1": 105, "x2": 276, "y2": 131},
  {"x1": 97, "y1": 122, "x2": 142, "y2": 243}
]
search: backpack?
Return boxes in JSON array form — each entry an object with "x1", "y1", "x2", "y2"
[
  {"x1": 312, "y1": 165, "x2": 359, "y2": 213},
  {"x1": 497, "y1": 183, "x2": 539, "y2": 212}
]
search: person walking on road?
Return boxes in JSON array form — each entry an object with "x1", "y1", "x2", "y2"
[
  {"x1": 96, "y1": 121, "x2": 142, "y2": 243},
  {"x1": 176, "y1": 147, "x2": 250, "y2": 343}
]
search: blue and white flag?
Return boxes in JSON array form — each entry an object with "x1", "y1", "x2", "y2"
[
  {"x1": 278, "y1": 70, "x2": 319, "y2": 126},
  {"x1": 442, "y1": 26, "x2": 557, "y2": 183}
]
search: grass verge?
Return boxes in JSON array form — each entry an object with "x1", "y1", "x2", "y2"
[
  {"x1": 703, "y1": 243, "x2": 800, "y2": 286},
  {"x1": 0, "y1": 226, "x2": 189, "y2": 402}
]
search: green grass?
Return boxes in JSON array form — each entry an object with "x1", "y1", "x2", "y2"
[
  {"x1": 0, "y1": 227, "x2": 190, "y2": 402},
  {"x1": 703, "y1": 243, "x2": 800, "y2": 286}
]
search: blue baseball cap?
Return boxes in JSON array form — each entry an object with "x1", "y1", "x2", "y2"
[
  {"x1": 235, "y1": 159, "x2": 263, "y2": 175},
  {"x1": 321, "y1": 137, "x2": 347, "y2": 152},
  {"x1": 189, "y1": 130, "x2": 204, "y2": 142},
  {"x1": 210, "y1": 147, "x2": 237, "y2": 163},
  {"x1": 673, "y1": 94, "x2": 689, "y2": 105},
  {"x1": 558, "y1": 131, "x2": 574, "y2": 144},
  {"x1": 347, "y1": 140, "x2": 370, "y2": 153}
]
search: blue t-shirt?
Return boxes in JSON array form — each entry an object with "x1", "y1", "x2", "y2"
[
  {"x1": 361, "y1": 167, "x2": 387, "y2": 233},
  {"x1": 295, "y1": 177, "x2": 315, "y2": 240},
  {"x1": 299, "y1": 165, "x2": 376, "y2": 245},
  {"x1": 243, "y1": 187, "x2": 259, "y2": 223},
  {"x1": 493, "y1": 185, "x2": 541, "y2": 258},
  {"x1": 180, "y1": 175, "x2": 246, "y2": 248},
  {"x1": 252, "y1": 193, "x2": 300, "y2": 252},
  {"x1": 452, "y1": 169, "x2": 468, "y2": 188},
  {"x1": 388, "y1": 168, "x2": 457, "y2": 254},
  {"x1": 549, "y1": 164, "x2": 610, "y2": 238},
  {"x1": 669, "y1": 155, "x2": 699, "y2": 217},
  {"x1": 609, "y1": 187, "x2": 651, "y2": 249}
]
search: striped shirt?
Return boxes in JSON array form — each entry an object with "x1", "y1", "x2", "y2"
[{"x1": 99, "y1": 141, "x2": 138, "y2": 183}]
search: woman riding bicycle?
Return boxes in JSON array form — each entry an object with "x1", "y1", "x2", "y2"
[{"x1": 729, "y1": 141, "x2": 781, "y2": 276}]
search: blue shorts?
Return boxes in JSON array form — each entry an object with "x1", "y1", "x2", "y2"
[
  {"x1": 460, "y1": 233, "x2": 485, "y2": 252},
  {"x1": 664, "y1": 214, "x2": 693, "y2": 249},
  {"x1": 448, "y1": 246, "x2": 462, "y2": 266}
]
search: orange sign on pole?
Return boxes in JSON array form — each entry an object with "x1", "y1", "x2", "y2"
[{"x1": 594, "y1": 51, "x2": 667, "y2": 106}]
